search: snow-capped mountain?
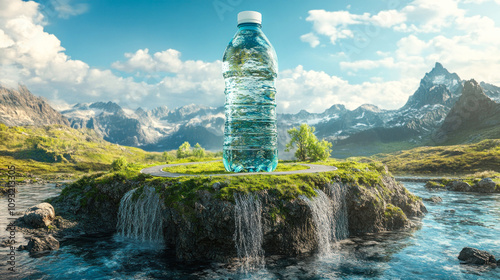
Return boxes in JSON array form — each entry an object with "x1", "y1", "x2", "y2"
[
  {"x1": 57, "y1": 62, "x2": 499, "y2": 158},
  {"x1": 436, "y1": 79, "x2": 500, "y2": 144},
  {"x1": 62, "y1": 102, "x2": 225, "y2": 149}
]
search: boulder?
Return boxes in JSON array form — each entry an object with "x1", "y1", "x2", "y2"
[
  {"x1": 458, "y1": 247, "x2": 497, "y2": 266},
  {"x1": 25, "y1": 235, "x2": 60, "y2": 256},
  {"x1": 423, "y1": 196, "x2": 443, "y2": 203},
  {"x1": 446, "y1": 181, "x2": 471, "y2": 192},
  {"x1": 23, "y1": 203, "x2": 55, "y2": 228},
  {"x1": 472, "y1": 178, "x2": 496, "y2": 193}
]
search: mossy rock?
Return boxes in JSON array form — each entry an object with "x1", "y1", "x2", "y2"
[
  {"x1": 424, "y1": 181, "x2": 445, "y2": 189},
  {"x1": 384, "y1": 203, "x2": 408, "y2": 230}
]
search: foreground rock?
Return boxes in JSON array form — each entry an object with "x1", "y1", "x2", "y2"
[
  {"x1": 458, "y1": 247, "x2": 497, "y2": 266},
  {"x1": 446, "y1": 181, "x2": 471, "y2": 192},
  {"x1": 423, "y1": 196, "x2": 443, "y2": 203},
  {"x1": 19, "y1": 235, "x2": 60, "y2": 256},
  {"x1": 23, "y1": 203, "x2": 55, "y2": 228},
  {"x1": 426, "y1": 178, "x2": 499, "y2": 193},
  {"x1": 14, "y1": 174, "x2": 138, "y2": 250},
  {"x1": 473, "y1": 178, "x2": 497, "y2": 193}
]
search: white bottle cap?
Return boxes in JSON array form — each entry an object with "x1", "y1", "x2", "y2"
[{"x1": 237, "y1": 11, "x2": 262, "y2": 25}]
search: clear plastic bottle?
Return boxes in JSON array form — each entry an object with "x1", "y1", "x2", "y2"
[{"x1": 222, "y1": 11, "x2": 278, "y2": 172}]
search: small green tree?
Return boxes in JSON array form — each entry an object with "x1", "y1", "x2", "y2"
[
  {"x1": 308, "y1": 139, "x2": 332, "y2": 161},
  {"x1": 192, "y1": 143, "x2": 206, "y2": 158},
  {"x1": 176, "y1": 141, "x2": 192, "y2": 158},
  {"x1": 111, "y1": 157, "x2": 128, "y2": 171},
  {"x1": 162, "y1": 151, "x2": 175, "y2": 162},
  {"x1": 285, "y1": 124, "x2": 332, "y2": 161}
]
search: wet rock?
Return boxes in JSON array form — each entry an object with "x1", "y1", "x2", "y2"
[
  {"x1": 346, "y1": 177, "x2": 426, "y2": 234},
  {"x1": 458, "y1": 247, "x2": 497, "y2": 266},
  {"x1": 423, "y1": 196, "x2": 443, "y2": 203},
  {"x1": 25, "y1": 235, "x2": 60, "y2": 256},
  {"x1": 23, "y1": 203, "x2": 55, "y2": 228},
  {"x1": 446, "y1": 181, "x2": 471, "y2": 192},
  {"x1": 473, "y1": 178, "x2": 496, "y2": 193}
]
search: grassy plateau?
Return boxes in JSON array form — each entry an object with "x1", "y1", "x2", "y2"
[{"x1": 348, "y1": 139, "x2": 500, "y2": 176}]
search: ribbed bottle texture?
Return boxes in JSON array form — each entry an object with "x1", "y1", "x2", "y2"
[{"x1": 222, "y1": 14, "x2": 278, "y2": 172}]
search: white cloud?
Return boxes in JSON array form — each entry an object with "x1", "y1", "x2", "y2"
[
  {"x1": 305, "y1": 10, "x2": 370, "y2": 44},
  {"x1": 0, "y1": 0, "x2": 224, "y2": 110},
  {"x1": 277, "y1": 65, "x2": 418, "y2": 113},
  {"x1": 44, "y1": 0, "x2": 89, "y2": 19},
  {"x1": 460, "y1": 0, "x2": 500, "y2": 4},
  {"x1": 370, "y1": 10, "x2": 407, "y2": 28},
  {"x1": 397, "y1": 0, "x2": 465, "y2": 33},
  {"x1": 300, "y1": 32, "x2": 320, "y2": 48},
  {"x1": 303, "y1": 0, "x2": 473, "y2": 46},
  {"x1": 306, "y1": 0, "x2": 500, "y2": 87},
  {"x1": 340, "y1": 57, "x2": 396, "y2": 71}
]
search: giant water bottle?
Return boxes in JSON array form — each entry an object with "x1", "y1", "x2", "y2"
[{"x1": 222, "y1": 11, "x2": 278, "y2": 172}]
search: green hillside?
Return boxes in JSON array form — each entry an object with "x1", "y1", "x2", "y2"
[
  {"x1": 358, "y1": 139, "x2": 500, "y2": 175},
  {"x1": 0, "y1": 123, "x2": 164, "y2": 179}
]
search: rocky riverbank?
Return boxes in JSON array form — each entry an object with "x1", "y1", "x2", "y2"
[
  {"x1": 425, "y1": 177, "x2": 500, "y2": 193},
  {"x1": 14, "y1": 164, "x2": 427, "y2": 262}
]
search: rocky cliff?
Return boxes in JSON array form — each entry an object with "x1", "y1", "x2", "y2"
[
  {"x1": 434, "y1": 80, "x2": 500, "y2": 144},
  {"x1": 41, "y1": 166, "x2": 426, "y2": 263},
  {"x1": 161, "y1": 175, "x2": 426, "y2": 261},
  {"x1": 0, "y1": 85, "x2": 69, "y2": 126}
]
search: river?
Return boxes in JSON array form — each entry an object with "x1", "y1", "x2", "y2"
[{"x1": 1, "y1": 181, "x2": 499, "y2": 279}]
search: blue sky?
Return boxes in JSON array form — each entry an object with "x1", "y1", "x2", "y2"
[{"x1": 1, "y1": 0, "x2": 500, "y2": 113}]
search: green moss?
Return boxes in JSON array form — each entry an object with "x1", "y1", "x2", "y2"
[
  {"x1": 323, "y1": 159, "x2": 386, "y2": 186},
  {"x1": 384, "y1": 203, "x2": 406, "y2": 219},
  {"x1": 51, "y1": 155, "x2": 396, "y2": 221},
  {"x1": 269, "y1": 204, "x2": 287, "y2": 222},
  {"x1": 162, "y1": 161, "x2": 309, "y2": 175},
  {"x1": 424, "y1": 181, "x2": 446, "y2": 189}
]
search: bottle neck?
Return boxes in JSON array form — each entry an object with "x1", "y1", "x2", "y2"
[{"x1": 237, "y1": 22, "x2": 262, "y2": 30}]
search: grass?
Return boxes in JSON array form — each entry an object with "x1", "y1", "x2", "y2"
[
  {"x1": 57, "y1": 157, "x2": 391, "y2": 214},
  {"x1": 0, "y1": 124, "x2": 218, "y2": 182},
  {"x1": 369, "y1": 139, "x2": 500, "y2": 176},
  {"x1": 162, "y1": 161, "x2": 309, "y2": 175}
]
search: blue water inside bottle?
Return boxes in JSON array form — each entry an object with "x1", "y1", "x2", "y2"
[{"x1": 222, "y1": 22, "x2": 278, "y2": 172}]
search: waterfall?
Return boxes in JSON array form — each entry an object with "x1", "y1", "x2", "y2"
[
  {"x1": 116, "y1": 186, "x2": 164, "y2": 244},
  {"x1": 233, "y1": 193, "x2": 265, "y2": 272},
  {"x1": 302, "y1": 186, "x2": 349, "y2": 256},
  {"x1": 327, "y1": 183, "x2": 349, "y2": 240}
]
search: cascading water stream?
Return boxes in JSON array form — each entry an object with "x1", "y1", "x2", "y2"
[
  {"x1": 302, "y1": 186, "x2": 349, "y2": 256},
  {"x1": 233, "y1": 192, "x2": 265, "y2": 272},
  {"x1": 116, "y1": 186, "x2": 164, "y2": 244},
  {"x1": 327, "y1": 183, "x2": 349, "y2": 240}
]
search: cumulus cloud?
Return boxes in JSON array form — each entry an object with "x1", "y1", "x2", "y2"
[
  {"x1": 303, "y1": 0, "x2": 470, "y2": 46},
  {"x1": 277, "y1": 66, "x2": 418, "y2": 113},
  {"x1": 0, "y1": 0, "x2": 225, "y2": 110},
  {"x1": 300, "y1": 32, "x2": 320, "y2": 48},
  {"x1": 304, "y1": 10, "x2": 370, "y2": 44},
  {"x1": 41, "y1": 0, "x2": 89, "y2": 19},
  {"x1": 303, "y1": 0, "x2": 500, "y2": 86},
  {"x1": 111, "y1": 48, "x2": 186, "y2": 73}
]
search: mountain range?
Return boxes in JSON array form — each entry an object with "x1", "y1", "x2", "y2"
[
  {"x1": 0, "y1": 85, "x2": 69, "y2": 127},
  {"x1": 1, "y1": 62, "x2": 499, "y2": 159}
]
